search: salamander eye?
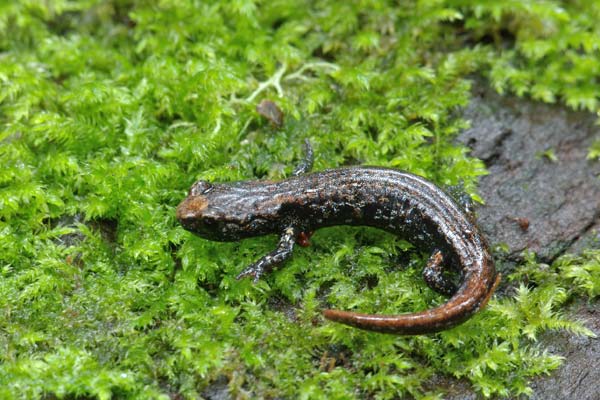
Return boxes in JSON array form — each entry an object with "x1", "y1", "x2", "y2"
[{"x1": 189, "y1": 180, "x2": 213, "y2": 196}]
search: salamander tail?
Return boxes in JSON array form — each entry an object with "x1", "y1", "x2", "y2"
[{"x1": 323, "y1": 270, "x2": 500, "y2": 335}]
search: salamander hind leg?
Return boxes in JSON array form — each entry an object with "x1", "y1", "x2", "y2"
[
  {"x1": 422, "y1": 250, "x2": 457, "y2": 296},
  {"x1": 237, "y1": 227, "x2": 297, "y2": 283}
]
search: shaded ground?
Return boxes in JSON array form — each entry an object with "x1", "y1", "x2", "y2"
[{"x1": 454, "y1": 85, "x2": 600, "y2": 400}]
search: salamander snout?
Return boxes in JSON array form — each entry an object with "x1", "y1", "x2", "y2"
[
  {"x1": 177, "y1": 180, "x2": 241, "y2": 240},
  {"x1": 177, "y1": 181, "x2": 214, "y2": 229},
  {"x1": 176, "y1": 194, "x2": 209, "y2": 228},
  {"x1": 176, "y1": 194, "x2": 207, "y2": 215}
]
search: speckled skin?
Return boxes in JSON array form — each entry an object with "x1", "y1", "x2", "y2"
[{"x1": 176, "y1": 166, "x2": 499, "y2": 334}]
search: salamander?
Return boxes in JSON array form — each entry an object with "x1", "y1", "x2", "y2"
[{"x1": 176, "y1": 142, "x2": 500, "y2": 334}]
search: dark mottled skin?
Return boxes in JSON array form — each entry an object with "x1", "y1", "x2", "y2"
[{"x1": 177, "y1": 161, "x2": 499, "y2": 334}]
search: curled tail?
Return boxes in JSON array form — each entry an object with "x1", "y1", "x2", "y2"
[{"x1": 323, "y1": 268, "x2": 501, "y2": 335}]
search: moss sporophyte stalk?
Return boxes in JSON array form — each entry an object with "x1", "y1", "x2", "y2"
[{"x1": 0, "y1": 1, "x2": 598, "y2": 399}]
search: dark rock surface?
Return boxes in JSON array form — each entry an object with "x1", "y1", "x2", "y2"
[
  {"x1": 456, "y1": 85, "x2": 600, "y2": 400},
  {"x1": 529, "y1": 303, "x2": 599, "y2": 400},
  {"x1": 459, "y1": 86, "x2": 600, "y2": 264}
]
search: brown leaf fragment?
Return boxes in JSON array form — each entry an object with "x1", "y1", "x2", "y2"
[{"x1": 256, "y1": 99, "x2": 284, "y2": 128}]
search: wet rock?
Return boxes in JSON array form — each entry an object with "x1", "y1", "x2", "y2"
[
  {"x1": 529, "y1": 303, "x2": 599, "y2": 400},
  {"x1": 459, "y1": 85, "x2": 600, "y2": 264}
]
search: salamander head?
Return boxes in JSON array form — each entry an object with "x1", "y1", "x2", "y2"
[{"x1": 176, "y1": 179, "x2": 273, "y2": 241}]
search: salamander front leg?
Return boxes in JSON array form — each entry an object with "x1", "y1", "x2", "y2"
[
  {"x1": 292, "y1": 139, "x2": 314, "y2": 176},
  {"x1": 422, "y1": 250, "x2": 457, "y2": 296},
  {"x1": 237, "y1": 227, "x2": 297, "y2": 283}
]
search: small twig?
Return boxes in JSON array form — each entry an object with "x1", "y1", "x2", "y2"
[
  {"x1": 245, "y1": 63, "x2": 288, "y2": 102},
  {"x1": 284, "y1": 61, "x2": 340, "y2": 82},
  {"x1": 243, "y1": 61, "x2": 340, "y2": 103}
]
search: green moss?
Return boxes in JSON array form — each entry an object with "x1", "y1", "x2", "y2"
[
  {"x1": 1, "y1": 1, "x2": 598, "y2": 398},
  {"x1": 457, "y1": 0, "x2": 600, "y2": 113},
  {"x1": 588, "y1": 139, "x2": 600, "y2": 160}
]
